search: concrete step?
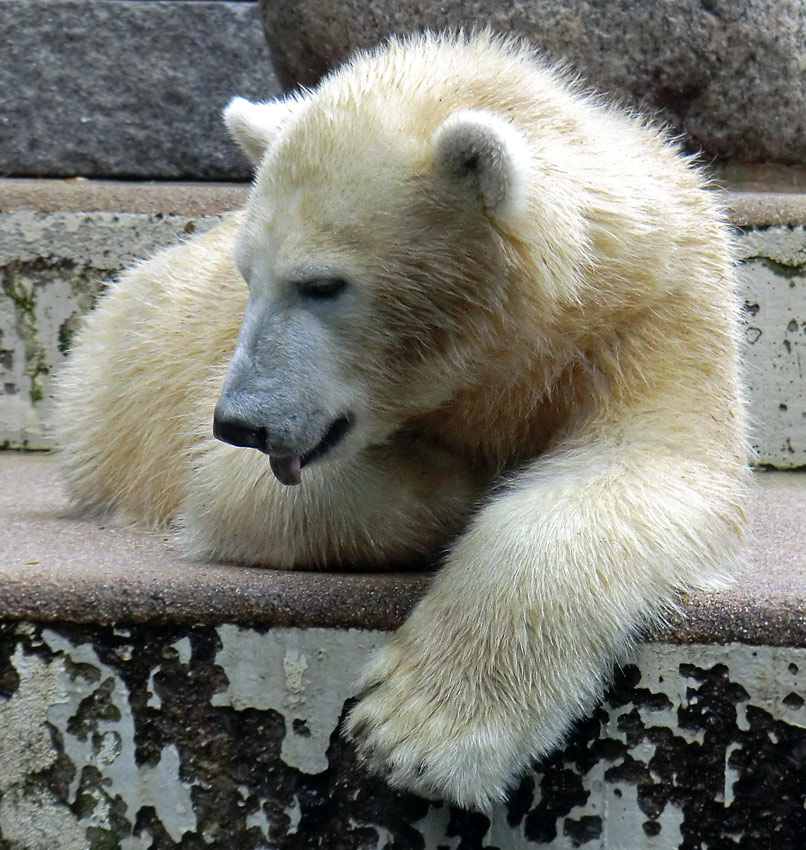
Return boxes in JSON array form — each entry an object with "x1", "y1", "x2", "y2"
[
  {"x1": 1, "y1": 177, "x2": 805, "y2": 465},
  {"x1": 0, "y1": 453, "x2": 805, "y2": 848}
]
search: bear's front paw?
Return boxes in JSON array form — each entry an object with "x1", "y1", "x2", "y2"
[{"x1": 344, "y1": 635, "x2": 529, "y2": 811}]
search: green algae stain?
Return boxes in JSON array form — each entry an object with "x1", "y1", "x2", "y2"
[
  {"x1": 87, "y1": 827, "x2": 121, "y2": 850},
  {"x1": 58, "y1": 317, "x2": 78, "y2": 357},
  {"x1": 1, "y1": 263, "x2": 47, "y2": 404},
  {"x1": 1, "y1": 259, "x2": 112, "y2": 405}
]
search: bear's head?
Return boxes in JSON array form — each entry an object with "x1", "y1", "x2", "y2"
[{"x1": 213, "y1": 40, "x2": 569, "y2": 486}]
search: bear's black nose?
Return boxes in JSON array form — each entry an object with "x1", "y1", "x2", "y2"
[{"x1": 213, "y1": 412, "x2": 268, "y2": 452}]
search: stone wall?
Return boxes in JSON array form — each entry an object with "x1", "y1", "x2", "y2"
[
  {"x1": 0, "y1": 1, "x2": 279, "y2": 179},
  {"x1": 261, "y1": 0, "x2": 806, "y2": 165}
]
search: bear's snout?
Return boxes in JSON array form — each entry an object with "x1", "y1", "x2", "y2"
[{"x1": 213, "y1": 401, "x2": 355, "y2": 487}]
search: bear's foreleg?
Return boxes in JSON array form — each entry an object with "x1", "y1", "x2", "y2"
[{"x1": 346, "y1": 425, "x2": 747, "y2": 809}]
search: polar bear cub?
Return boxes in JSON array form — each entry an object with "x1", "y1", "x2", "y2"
[{"x1": 55, "y1": 32, "x2": 748, "y2": 809}]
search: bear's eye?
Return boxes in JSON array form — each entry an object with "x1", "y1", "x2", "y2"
[{"x1": 297, "y1": 277, "x2": 348, "y2": 299}]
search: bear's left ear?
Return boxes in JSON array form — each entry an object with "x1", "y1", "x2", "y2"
[
  {"x1": 433, "y1": 111, "x2": 530, "y2": 218},
  {"x1": 223, "y1": 96, "x2": 298, "y2": 167}
]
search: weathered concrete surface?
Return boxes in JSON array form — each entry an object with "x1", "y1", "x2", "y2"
[
  {"x1": 0, "y1": 453, "x2": 805, "y2": 646},
  {"x1": 715, "y1": 163, "x2": 806, "y2": 228},
  {"x1": 0, "y1": 181, "x2": 251, "y2": 448},
  {"x1": 724, "y1": 192, "x2": 806, "y2": 229},
  {"x1": 0, "y1": 210, "x2": 225, "y2": 447},
  {"x1": 0, "y1": 179, "x2": 251, "y2": 217},
  {"x1": 0, "y1": 0, "x2": 279, "y2": 179},
  {"x1": 261, "y1": 0, "x2": 806, "y2": 164},
  {"x1": 4, "y1": 175, "x2": 806, "y2": 227},
  {"x1": 0, "y1": 624, "x2": 804, "y2": 848},
  {"x1": 738, "y1": 227, "x2": 806, "y2": 467},
  {"x1": 0, "y1": 453, "x2": 429, "y2": 632}
]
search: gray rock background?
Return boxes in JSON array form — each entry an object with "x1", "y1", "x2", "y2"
[
  {"x1": 0, "y1": 0, "x2": 280, "y2": 179},
  {"x1": 4, "y1": 0, "x2": 805, "y2": 175},
  {"x1": 261, "y1": 0, "x2": 806, "y2": 165}
]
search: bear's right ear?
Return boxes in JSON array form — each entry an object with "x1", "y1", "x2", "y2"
[
  {"x1": 223, "y1": 96, "x2": 297, "y2": 167},
  {"x1": 433, "y1": 111, "x2": 530, "y2": 220}
]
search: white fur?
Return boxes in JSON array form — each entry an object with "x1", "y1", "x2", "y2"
[
  {"x1": 223, "y1": 96, "x2": 297, "y2": 166},
  {"x1": 54, "y1": 32, "x2": 749, "y2": 810}
]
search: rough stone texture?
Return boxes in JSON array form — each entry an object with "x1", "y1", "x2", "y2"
[
  {"x1": 724, "y1": 192, "x2": 806, "y2": 229},
  {"x1": 0, "y1": 0, "x2": 279, "y2": 179},
  {"x1": 1, "y1": 453, "x2": 805, "y2": 646},
  {"x1": 0, "y1": 179, "x2": 250, "y2": 217},
  {"x1": 0, "y1": 210, "x2": 226, "y2": 447},
  {"x1": 261, "y1": 0, "x2": 806, "y2": 165},
  {"x1": 0, "y1": 624, "x2": 804, "y2": 848},
  {"x1": 738, "y1": 227, "x2": 806, "y2": 467},
  {"x1": 717, "y1": 165, "x2": 806, "y2": 228}
]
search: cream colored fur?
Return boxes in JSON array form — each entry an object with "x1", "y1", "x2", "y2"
[{"x1": 54, "y1": 32, "x2": 748, "y2": 810}]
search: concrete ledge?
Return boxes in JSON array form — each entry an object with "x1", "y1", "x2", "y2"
[
  {"x1": 0, "y1": 455, "x2": 424, "y2": 631},
  {"x1": 721, "y1": 191, "x2": 806, "y2": 229},
  {"x1": 4, "y1": 177, "x2": 806, "y2": 227},
  {"x1": 4, "y1": 176, "x2": 806, "y2": 230},
  {"x1": 0, "y1": 179, "x2": 251, "y2": 217},
  {"x1": 1, "y1": 453, "x2": 804, "y2": 645}
]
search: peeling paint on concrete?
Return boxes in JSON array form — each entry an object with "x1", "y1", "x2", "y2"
[
  {"x1": 282, "y1": 648, "x2": 308, "y2": 703},
  {"x1": 43, "y1": 628, "x2": 140, "y2": 807},
  {"x1": 10, "y1": 628, "x2": 200, "y2": 847},
  {"x1": 737, "y1": 225, "x2": 806, "y2": 467},
  {"x1": 0, "y1": 645, "x2": 59, "y2": 793},
  {"x1": 1, "y1": 623, "x2": 805, "y2": 849},
  {"x1": 0, "y1": 210, "x2": 222, "y2": 447},
  {"x1": 211, "y1": 625, "x2": 387, "y2": 774},
  {"x1": 140, "y1": 744, "x2": 196, "y2": 843},
  {"x1": 245, "y1": 802, "x2": 273, "y2": 845},
  {"x1": 146, "y1": 668, "x2": 161, "y2": 710},
  {"x1": 0, "y1": 786, "x2": 88, "y2": 850},
  {"x1": 173, "y1": 636, "x2": 192, "y2": 666}
]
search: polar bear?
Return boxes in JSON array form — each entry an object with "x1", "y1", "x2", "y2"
[{"x1": 55, "y1": 32, "x2": 748, "y2": 810}]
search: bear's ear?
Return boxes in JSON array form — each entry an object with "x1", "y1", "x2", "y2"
[
  {"x1": 223, "y1": 96, "x2": 296, "y2": 167},
  {"x1": 433, "y1": 111, "x2": 530, "y2": 217}
]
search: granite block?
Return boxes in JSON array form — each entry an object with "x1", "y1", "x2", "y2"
[
  {"x1": 1, "y1": 0, "x2": 280, "y2": 179},
  {"x1": 261, "y1": 0, "x2": 806, "y2": 164}
]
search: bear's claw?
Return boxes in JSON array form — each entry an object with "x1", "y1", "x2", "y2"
[{"x1": 344, "y1": 638, "x2": 522, "y2": 811}]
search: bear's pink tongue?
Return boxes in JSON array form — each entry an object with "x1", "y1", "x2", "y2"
[{"x1": 269, "y1": 455, "x2": 302, "y2": 486}]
